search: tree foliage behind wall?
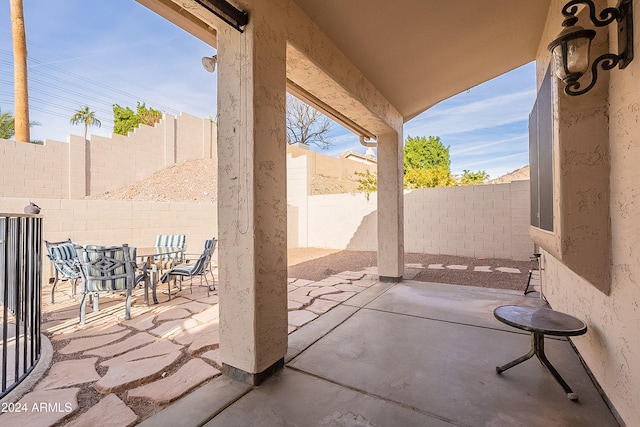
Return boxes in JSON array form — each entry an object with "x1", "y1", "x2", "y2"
[
  {"x1": 1, "y1": 108, "x2": 40, "y2": 143},
  {"x1": 403, "y1": 135, "x2": 451, "y2": 173},
  {"x1": 355, "y1": 134, "x2": 490, "y2": 192},
  {"x1": 0, "y1": 109, "x2": 16, "y2": 139},
  {"x1": 113, "y1": 102, "x2": 162, "y2": 136}
]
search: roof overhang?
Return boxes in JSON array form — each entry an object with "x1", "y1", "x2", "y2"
[{"x1": 292, "y1": 0, "x2": 550, "y2": 121}]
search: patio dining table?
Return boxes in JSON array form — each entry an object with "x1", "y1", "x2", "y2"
[{"x1": 136, "y1": 246, "x2": 184, "y2": 305}]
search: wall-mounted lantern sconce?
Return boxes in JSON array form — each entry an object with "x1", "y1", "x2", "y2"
[
  {"x1": 202, "y1": 55, "x2": 218, "y2": 73},
  {"x1": 547, "y1": 0, "x2": 633, "y2": 96}
]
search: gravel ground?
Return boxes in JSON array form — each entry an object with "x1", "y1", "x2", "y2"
[{"x1": 288, "y1": 249, "x2": 534, "y2": 291}]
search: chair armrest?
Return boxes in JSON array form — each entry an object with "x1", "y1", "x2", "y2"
[{"x1": 181, "y1": 253, "x2": 201, "y2": 263}]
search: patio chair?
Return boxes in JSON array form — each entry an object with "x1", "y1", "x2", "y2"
[
  {"x1": 160, "y1": 238, "x2": 217, "y2": 297},
  {"x1": 45, "y1": 239, "x2": 81, "y2": 303},
  {"x1": 154, "y1": 234, "x2": 186, "y2": 270},
  {"x1": 130, "y1": 247, "x2": 152, "y2": 305},
  {"x1": 76, "y1": 244, "x2": 135, "y2": 324}
]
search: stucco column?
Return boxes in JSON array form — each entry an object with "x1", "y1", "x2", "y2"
[
  {"x1": 216, "y1": 3, "x2": 288, "y2": 384},
  {"x1": 377, "y1": 131, "x2": 404, "y2": 281}
]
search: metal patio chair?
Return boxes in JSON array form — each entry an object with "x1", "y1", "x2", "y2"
[
  {"x1": 76, "y1": 244, "x2": 135, "y2": 324},
  {"x1": 153, "y1": 234, "x2": 186, "y2": 270},
  {"x1": 45, "y1": 239, "x2": 81, "y2": 303},
  {"x1": 161, "y1": 238, "x2": 217, "y2": 297}
]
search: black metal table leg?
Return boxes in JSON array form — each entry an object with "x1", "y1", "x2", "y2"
[
  {"x1": 524, "y1": 270, "x2": 534, "y2": 294},
  {"x1": 533, "y1": 332, "x2": 578, "y2": 400},
  {"x1": 496, "y1": 332, "x2": 536, "y2": 373},
  {"x1": 496, "y1": 332, "x2": 578, "y2": 401}
]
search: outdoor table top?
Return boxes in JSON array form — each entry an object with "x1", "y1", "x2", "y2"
[{"x1": 494, "y1": 305, "x2": 587, "y2": 337}]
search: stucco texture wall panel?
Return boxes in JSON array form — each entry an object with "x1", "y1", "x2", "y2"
[{"x1": 535, "y1": 0, "x2": 640, "y2": 423}]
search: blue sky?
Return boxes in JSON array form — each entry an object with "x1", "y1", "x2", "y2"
[{"x1": 1, "y1": 0, "x2": 535, "y2": 179}]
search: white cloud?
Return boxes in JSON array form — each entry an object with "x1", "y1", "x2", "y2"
[
  {"x1": 450, "y1": 134, "x2": 527, "y2": 156},
  {"x1": 405, "y1": 89, "x2": 535, "y2": 137}
]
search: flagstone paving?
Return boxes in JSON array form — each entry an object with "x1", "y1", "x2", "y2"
[
  {"x1": 65, "y1": 394, "x2": 137, "y2": 427},
  {"x1": 34, "y1": 358, "x2": 100, "y2": 391},
  {"x1": 128, "y1": 359, "x2": 220, "y2": 404},
  {"x1": 2, "y1": 259, "x2": 522, "y2": 425}
]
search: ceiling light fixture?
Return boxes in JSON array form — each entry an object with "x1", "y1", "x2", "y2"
[{"x1": 547, "y1": 0, "x2": 633, "y2": 96}]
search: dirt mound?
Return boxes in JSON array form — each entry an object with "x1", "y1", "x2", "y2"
[
  {"x1": 87, "y1": 158, "x2": 526, "y2": 202},
  {"x1": 489, "y1": 165, "x2": 530, "y2": 184},
  {"x1": 87, "y1": 158, "x2": 363, "y2": 202},
  {"x1": 310, "y1": 175, "x2": 362, "y2": 195},
  {"x1": 87, "y1": 159, "x2": 218, "y2": 203}
]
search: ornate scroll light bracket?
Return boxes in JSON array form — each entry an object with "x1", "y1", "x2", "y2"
[{"x1": 547, "y1": 0, "x2": 633, "y2": 96}]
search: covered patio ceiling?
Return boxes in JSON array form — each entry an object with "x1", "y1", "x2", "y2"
[
  {"x1": 292, "y1": 0, "x2": 551, "y2": 121},
  {"x1": 141, "y1": 0, "x2": 551, "y2": 124}
]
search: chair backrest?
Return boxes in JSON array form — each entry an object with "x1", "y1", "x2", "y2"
[
  {"x1": 154, "y1": 234, "x2": 186, "y2": 260},
  {"x1": 45, "y1": 239, "x2": 81, "y2": 278},
  {"x1": 77, "y1": 244, "x2": 134, "y2": 292},
  {"x1": 155, "y1": 234, "x2": 186, "y2": 249},
  {"x1": 190, "y1": 238, "x2": 216, "y2": 276}
]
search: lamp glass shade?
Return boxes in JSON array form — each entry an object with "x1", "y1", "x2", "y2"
[{"x1": 550, "y1": 26, "x2": 593, "y2": 81}]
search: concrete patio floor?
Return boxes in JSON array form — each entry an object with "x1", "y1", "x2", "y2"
[
  {"x1": 142, "y1": 280, "x2": 619, "y2": 427},
  {"x1": 1, "y1": 267, "x2": 620, "y2": 426}
]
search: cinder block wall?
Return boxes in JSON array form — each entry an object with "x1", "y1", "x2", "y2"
[
  {"x1": 0, "y1": 138, "x2": 70, "y2": 198},
  {"x1": 296, "y1": 180, "x2": 533, "y2": 261},
  {"x1": 286, "y1": 153, "x2": 309, "y2": 248},
  {"x1": 308, "y1": 192, "x2": 378, "y2": 250},
  {"x1": 403, "y1": 180, "x2": 532, "y2": 260},
  {"x1": 0, "y1": 197, "x2": 217, "y2": 280},
  {"x1": 0, "y1": 112, "x2": 216, "y2": 199}
]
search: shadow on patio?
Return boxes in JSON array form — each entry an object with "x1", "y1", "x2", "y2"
[
  {"x1": 1, "y1": 261, "x2": 620, "y2": 426},
  {"x1": 144, "y1": 280, "x2": 619, "y2": 427}
]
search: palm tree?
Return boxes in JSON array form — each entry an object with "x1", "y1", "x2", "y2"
[
  {"x1": 0, "y1": 108, "x2": 40, "y2": 141},
  {"x1": 0, "y1": 110, "x2": 16, "y2": 139},
  {"x1": 70, "y1": 106, "x2": 101, "y2": 141},
  {"x1": 10, "y1": 0, "x2": 30, "y2": 143}
]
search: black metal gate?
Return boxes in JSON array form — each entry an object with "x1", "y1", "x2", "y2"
[{"x1": 1, "y1": 213, "x2": 42, "y2": 399}]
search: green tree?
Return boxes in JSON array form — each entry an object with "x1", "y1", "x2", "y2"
[
  {"x1": 286, "y1": 94, "x2": 332, "y2": 149},
  {"x1": 0, "y1": 109, "x2": 15, "y2": 139},
  {"x1": 70, "y1": 106, "x2": 101, "y2": 141},
  {"x1": 354, "y1": 170, "x2": 378, "y2": 200},
  {"x1": 459, "y1": 169, "x2": 490, "y2": 186},
  {"x1": 113, "y1": 102, "x2": 162, "y2": 135},
  {"x1": 113, "y1": 104, "x2": 137, "y2": 135},
  {"x1": 404, "y1": 166, "x2": 456, "y2": 189},
  {"x1": 403, "y1": 135, "x2": 450, "y2": 173},
  {"x1": 137, "y1": 102, "x2": 162, "y2": 126},
  {"x1": 1, "y1": 108, "x2": 40, "y2": 141}
]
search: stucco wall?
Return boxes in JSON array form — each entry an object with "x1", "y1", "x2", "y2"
[
  {"x1": 0, "y1": 112, "x2": 216, "y2": 199},
  {"x1": 290, "y1": 180, "x2": 533, "y2": 260},
  {"x1": 0, "y1": 196, "x2": 217, "y2": 282},
  {"x1": 535, "y1": 0, "x2": 640, "y2": 424}
]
